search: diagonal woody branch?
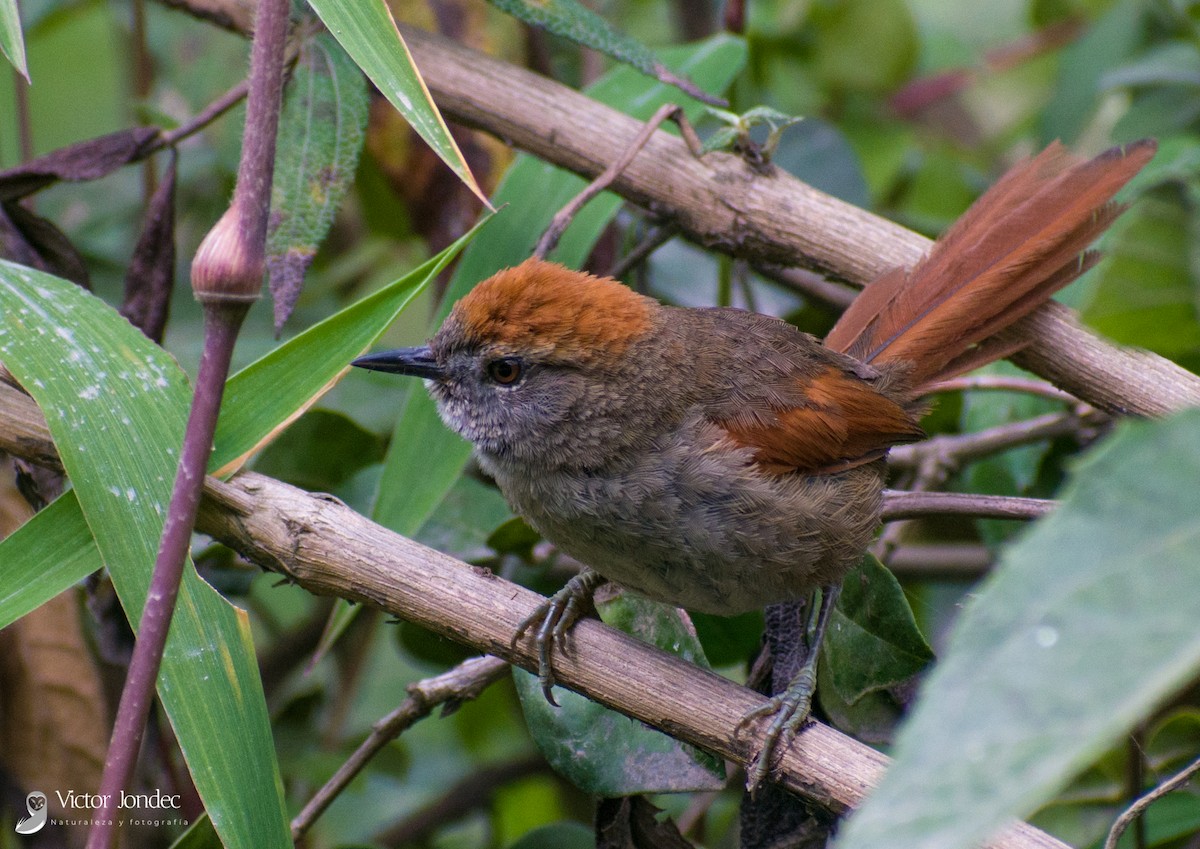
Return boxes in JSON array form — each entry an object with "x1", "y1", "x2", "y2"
[{"x1": 0, "y1": 378, "x2": 1066, "y2": 849}]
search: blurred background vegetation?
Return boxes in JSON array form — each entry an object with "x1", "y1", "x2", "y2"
[{"x1": 1, "y1": 0, "x2": 1199, "y2": 847}]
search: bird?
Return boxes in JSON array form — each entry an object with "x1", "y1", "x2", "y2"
[{"x1": 353, "y1": 139, "x2": 1155, "y2": 788}]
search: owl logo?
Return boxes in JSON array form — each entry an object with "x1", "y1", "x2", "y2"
[{"x1": 15, "y1": 791, "x2": 47, "y2": 835}]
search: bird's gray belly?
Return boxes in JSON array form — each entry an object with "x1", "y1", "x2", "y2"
[{"x1": 481, "y1": 442, "x2": 883, "y2": 615}]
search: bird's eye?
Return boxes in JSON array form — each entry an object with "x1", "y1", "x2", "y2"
[{"x1": 486, "y1": 357, "x2": 524, "y2": 385}]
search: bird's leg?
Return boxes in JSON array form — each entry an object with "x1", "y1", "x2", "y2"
[
  {"x1": 513, "y1": 569, "x2": 607, "y2": 706},
  {"x1": 739, "y1": 583, "x2": 842, "y2": 792}
]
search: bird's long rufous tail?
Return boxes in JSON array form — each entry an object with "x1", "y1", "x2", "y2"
[{"x1": 823, "y1": 140, "x2": 1156, "y2": 394}]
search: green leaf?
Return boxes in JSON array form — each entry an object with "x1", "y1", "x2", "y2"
[
  {"x1": 1041, "y1": 0, "x2": 1144, "y2": 143},
  {"x1": 508, "y1": 822, "x2": 594, "y2": 849},
  {"x1": 824, "y1": 554, "x2": 934, "y2": 705},
  {"x1": 251, "y1": 408, "x2": 385, "y2": 492},
  {"x1": 690, "y1": 609, "x2": 764, "y2": 668},
  {"x1": 836, "y1": 409, "x2": 1200, "y2": 849},
  {"x1": 0, "y1": 0, "x2": 27, "y2": 80},
  {"x1": 414, "y1": 474, "x2": 513, "y2": 563},
  {"x1": 811, "y1": 0, "x2": 916, "y2": 93},
  {"x1": 0, "y1": 260, "x2": 290, "y2": 849},
  {"x1": 168, "y1": 813, "x2": 221, "y2": 849},
  {"x1": 267, "y1": 32, "x2": 369, "y2": 330},
  {"x1": 1081, "y1": 185, "x2": 1200, "y2": 359},
  {"x1": 514, "y1": 593, "x2": 726, "y2": 794},
  {"x1": 306, "y1": 0, "x2": 488, "y2": 205},
  {"x1": 487, "y1": 0, "x2": 720, "y2": 105},
  {"x1": 0, "y1": 490, "x2": 101, "y2": 627},
  {"x1": 1099, "y1": 41, "x2": 1200, "y2": 90}
]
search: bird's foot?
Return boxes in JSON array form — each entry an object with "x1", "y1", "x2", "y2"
[
  {"x1": 737, "y1": 583, "x2": 841, "y2": 793},
  {"x1": 737, "y1": 666, "x2": 818, "y2": 794},
  {"x1": 513, "y1": 569, "x2": 606, "y2": 706}
]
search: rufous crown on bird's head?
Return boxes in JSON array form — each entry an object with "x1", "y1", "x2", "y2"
[{"x1": 436, "y1": 258, "x2": 655, "y2": 363}]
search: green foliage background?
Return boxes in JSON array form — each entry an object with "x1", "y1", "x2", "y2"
[{"x1": 1, "y1": 0, "x2": 1199, "y2": 848}]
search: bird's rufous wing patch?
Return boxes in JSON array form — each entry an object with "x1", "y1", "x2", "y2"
[{"x1": 717, "y1": 366, "x2": 924, "y2": 475}]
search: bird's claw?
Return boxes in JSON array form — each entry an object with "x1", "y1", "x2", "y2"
[
  {"x1": 513, "y1": 570, "x2": 605, "y2": 706},
  {"x1": 737, "y1": 666, "x2": 817, "y2": 794}
]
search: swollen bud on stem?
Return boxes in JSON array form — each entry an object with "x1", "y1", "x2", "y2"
[{"x1": 190, "y1": 202, "x2": 265, "y2": 304}]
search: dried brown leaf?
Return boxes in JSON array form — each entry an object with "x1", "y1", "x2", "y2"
[
  {"x1": 0, "y1": 594, "x2": 108, "y2": 820},
  {"x1": 0, "y1": 127, "x2": 159, "y2": 202},
  {"x1": 0, "y1": 201, "x2": 91, "y2": 289},
  {"x1": 120, "y1": 154, "x2": 178, "y2": 343}
]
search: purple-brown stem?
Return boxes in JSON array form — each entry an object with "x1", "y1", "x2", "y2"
[
  {"x1": 86, "y1": 303, "x2": 248, "y2": 849},
  {"x1": 86, "y1": 0, "x2": 291, "y2": 844}
]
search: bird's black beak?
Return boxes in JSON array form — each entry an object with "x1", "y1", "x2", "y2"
[{"x1": 351, "y1": 346, "x2": 444, "y2": 380}]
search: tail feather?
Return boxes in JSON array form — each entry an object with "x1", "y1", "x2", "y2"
[{"x1": 824, "y1": 140, "x2": 1156, "y2": 394}]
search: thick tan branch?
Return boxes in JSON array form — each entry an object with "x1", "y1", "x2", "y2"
[{"x1": 1, "y1": 379, "x2": 1065, "y2": 849}]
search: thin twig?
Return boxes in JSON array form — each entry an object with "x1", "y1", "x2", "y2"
[
  {"x1": 607, "y1": 222, "x2": 679, "y2": 279},
  {"x1": 291, "y1": 656, "x2": 510, "y2": 840},
  {"x1": 535, "y1": 104, "x2": 703, "y2": 259},
  {"x1": 924, "y1": 375, "x2": 1079, "y2": 404},
  {"x1": 886, "y1": 543, "x2": 992, "y2": 578},
  {"x1": 758, "y1": 264, "x2": 857, "y2": 310},
  {"x1": 889, "y1": 409, "x2": 1107, "y2": 476},
  {"x1": 1104, "y1": 755, "x2": 1200, "y2": 849},
  {"x1": 155, "y1": 79, "x2": 250, "y2": 151},
  {"x1": 881, "y1": 490, "x2": 1056, "y2": 522}
]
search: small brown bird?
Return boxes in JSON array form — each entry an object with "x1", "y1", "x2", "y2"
[{"x1": 354, "y1": 140, "x2": 1154, "y2": 786}]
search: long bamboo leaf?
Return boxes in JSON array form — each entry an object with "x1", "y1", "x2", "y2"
[{"x1": 307, "y1": 0, "x2": 489, "y2": 205}]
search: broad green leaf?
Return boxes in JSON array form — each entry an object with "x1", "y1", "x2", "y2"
[
  {"x1": 267, "y1": 32, "x2": 370, "y2": 330},
  {"x1": 1081, "y1": 185, "x2": 1200, "y2": 359},
  {"x1": 0, "y1": 260, "x2": 290, "y2": 849},
  {"x1": 487, "y1": 0, "x2": 719, "y2": 105},
  {"x1": 1041, "y1": 0, "x2": 1143, "y2": 144},
  {"x1": 415, "y1": 474, "x2": 512, "y2": 564},
  {"x1": 0, "y1": 229, "x2": 470, "y2": 621},
  {"x1": 514, "y1": 593, "x2": 726, "y2": 794},
  {"x1": 837, "y1": 409, "x2": 1200, "y2": 849},
  {"x1": 824, "y1": 554, "x2": 934, "y2": 705},
  {"x1": 0, "y1": 0, "x2": 26, "y2": 80},
  {"x1": 306, "y1": 0, "x2": 488, "y2": 205},
  {"x1": 508, "y1": 822, "x2": 593, "y2": 849}
]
